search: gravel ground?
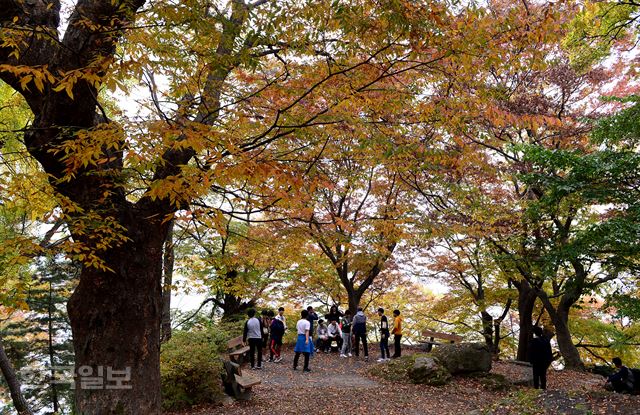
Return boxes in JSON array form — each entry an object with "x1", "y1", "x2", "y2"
[{"x1": 169, "y1": 345, "x2": 640, "y2": 415}]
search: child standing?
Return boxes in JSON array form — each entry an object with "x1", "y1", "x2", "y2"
[
  {"x1": 293, "y1": 309, "x2": 313, "y2": 372},
  {"x1": 243, "y1": 309, "x2": 264, "y2": 369},
  {"x1": 340, "y1": 309, "x2": 353, "y2": 357},
  {"x1": 269, "y1": 314, "x2": 285, "y2": 362},
  {"x1": 392, "y1": 309, "x2": 403, "y2": 358},
  {"x1": 377, "y1": 307, "x2": 390, "y2": 362}
]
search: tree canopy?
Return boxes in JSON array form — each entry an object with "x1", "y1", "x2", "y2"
[{"x1": 1, "y1": 0, "x2": 640, "y2": 413}]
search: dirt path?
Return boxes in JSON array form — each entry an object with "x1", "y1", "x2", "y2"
[
  {"x1": 190, "y1": 347, "x2": 507, "y2": 415},
  {"x1": 174, "y1": 346, "x2": 640, "y2": 415},
  {"x1": 257, "y1": 351, "x2": 379, "y2": 389}
]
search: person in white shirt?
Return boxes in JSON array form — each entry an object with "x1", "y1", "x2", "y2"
[
  {"x1": 276, "y1": 306, "x2": 287, "y2": 328},
  {"x1": 293, "y1": 309, "x2": 313, "y2": 372},
  {"x1": 326, "y1": 320, "x2": 343, "y2": 352},
  {"x1": 316, "y1": 319, "x2": 329, "y2": 352}
]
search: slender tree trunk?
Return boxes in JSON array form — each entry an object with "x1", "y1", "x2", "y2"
[
  {"x1": 0, "y1": 336, "x2": 33, "y2": 415},
  {"x1": 67, "y1": 213, "x2": 168, "y2": 414},
  {"x1": 492, "y1": 298, "x2": 512, "y2": 358},
  {"x1": 515, "y1": 280, "x2": 537, "y2": 361},
  {"x1": 493, "y1": 320, "x2": 502, "y2": 357},
  {"x1": 48, "y1": 281, "x2": 59, "y2": 413},
  {"x1": 160, "y1": 220, "x2": 174, "y2": 344},
  {"x1": 480, "y1": 310, "x2": 494, "y2": 352}
]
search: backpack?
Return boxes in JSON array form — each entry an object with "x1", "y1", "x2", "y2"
[
  {"x1": 352, "y1": 313, "x2": 367, "y2": 334},
  {"x1": 270, "y1": 318, "x2": 285, "y2": 338}
]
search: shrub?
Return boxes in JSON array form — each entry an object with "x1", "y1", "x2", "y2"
[{"x1": 160, "y1": 325, "x2": 228, "y2": 411}]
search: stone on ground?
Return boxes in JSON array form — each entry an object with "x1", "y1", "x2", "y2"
[
  {"x1": 432, "y1": 342, "x2": 492, "y2": 374},
  {"x1": 408, "y1": 355, "x2": 452, "y2": 386},
  {"x1": 478, "y1": 373, "x2": 511, "y2": 391},
  {"x1": 369, "y1": 353, "x2": 452, "y2": 386},
  {"x1": 494, "y1": 360, "x2": 534, "y2": 386}
]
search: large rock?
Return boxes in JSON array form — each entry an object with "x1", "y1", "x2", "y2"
[
  {"x1": 408, "y1": 356, "x2": 452, "y2": 386},
  {"x1": 432, "y1": 342, "x2": 492, "y2": 374},
  {"x1": 499, "y1": 360, "x2": 534, "y2": 386}
]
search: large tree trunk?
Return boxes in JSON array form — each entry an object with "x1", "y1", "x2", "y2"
[
  {"x1": 0, "y1": 336, "x2": 33, "y2": 415},
  {"x1": 220, "y1": 294, "x2": 256, "y2": 321},
  {"x1": 552, "y1": 307, "x2": 584, "y2": 370},
  {"x1": 67, "y1": 212, "x2": 169, "y2": 414},
  {"x1": 538, "y1": 291, "x2": 584, "y2": 370},
  {"x1": 514, "y1": 279, "x2": 537, "y2": 361},
  {"x1": 347, "y1": 289, "x2": 363, "y2": 315}
]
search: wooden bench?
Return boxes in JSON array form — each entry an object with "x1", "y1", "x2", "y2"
[
  {"x1": 222, "y1": 337, "x2": 261, "y2": 400},
  {"x1": 235, "y1": 373, "x2": 261, "y2": 389},
  {"x1": 420, "y1": 329, "x2": 463, "y2": 352},
  {"x1": 227, "y1": 335, "x2": 250, "y2": 364}
]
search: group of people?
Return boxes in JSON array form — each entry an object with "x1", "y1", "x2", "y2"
[
  {"x1": 243, "y1": 305, "x2": 403, "y2": 372},
  {"x1": 293, "y1": 306, "x2": 403, "y2": 371},
  {"x1": 246, "y1": 312, "x2": 637, "y2": 393},
  {"x1": 529, "y1": 325, "x2": 637, "y2": 395},
  {"x1": 241, "y1": 307, "x2": 287, "y2": 370}
]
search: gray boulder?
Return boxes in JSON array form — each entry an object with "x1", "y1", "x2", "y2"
[
  {"x1": 432, "y1": 342, "x2": 492, "y2": 374},
  {"x1": 408, "y1": 356, "x2": 452, "y2": 386},
  {"x1": 501, "y1": 360, "x2": 534, "y2": 386}
]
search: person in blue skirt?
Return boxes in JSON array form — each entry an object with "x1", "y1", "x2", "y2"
[{"x1": 293, "y1": 309, "x2": 313, "y2": 372}]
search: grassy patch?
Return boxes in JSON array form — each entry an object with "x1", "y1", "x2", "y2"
[{"x1": 483, "y1": 389, "x2": 543, "y2": 415}]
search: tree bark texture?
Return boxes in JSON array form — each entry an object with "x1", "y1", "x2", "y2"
[
  {"x1": 48, "y1": 281, "x2": 60, "y2": 412},
  {"x1": 347, "y1": 290, "x2": 364, "y2": 315},
  {"x1": 514, "y1": 279, "x2": 537, "y2": 362},
  {"x1": 66, "y1": 211, "x2": 169, "y2": 413},
  {"x1": 0, "y1": 336, "x2": 34, "y2": 415},
  {"x1": 537, "y1": 290, "x2": 585, "y2": 370},
  {"x1": 220, "y1": 294, "x2": 256, "y2": 320},
  {"x1": 0, "y1": 0, "x2": 250, "y2": 412},
  {"x1": 492, "y1": 298, "x2": 512, "y2": 358},
  {"x1": 161, "y1": 220, "x2": 175, "y2": 344},
  {"x1": 480, "y1": 310, "x2": 494, "y2": 352}
]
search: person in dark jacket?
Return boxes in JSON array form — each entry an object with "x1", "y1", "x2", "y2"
[
  {"x1": 528, "y1": 326, "x2": 553, "y2": 389},
  {"x1": 306, "y1": 306, "x2": 319, "y2": 337},
  {"x1": 324, "y1": 305, "x2": 344, "y2": 324},
  {"x1": 352, "y1": 307, "x2": 369, "y2": 361},
  {"x1": 340, "y1": 309, "x2": 353, "y2": 357},
  {"x1": 377, "y1": 307, "x2": 390, "y2": 362},
  {"x1": 606, "y1": 357, "x2": 635, "y2": 394},
  {"x1": 269, "y1": 315, "x2": 286, "y2": 362}
]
